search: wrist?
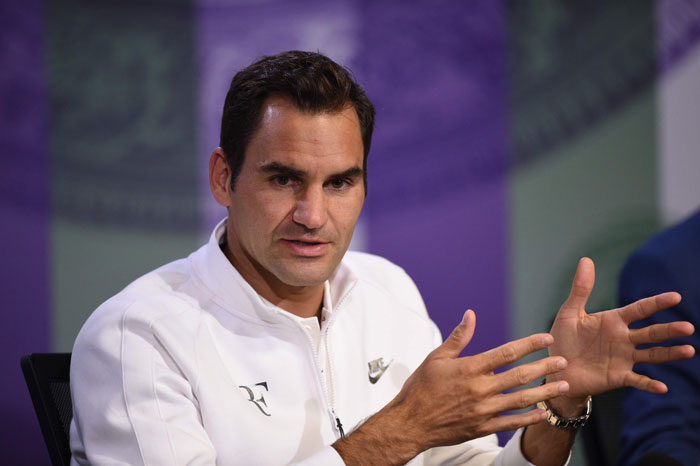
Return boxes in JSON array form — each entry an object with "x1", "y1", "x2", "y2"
[
  {"x1": 333, "y1": 401, "x2": 423, "y2": 466},
  {"x1": 547, "y1": 395, "x2": 589, "y2": 417},
  {"x1": 544, "y1": 375, "x2": 588, "y2": 417},
  {"x1": 542, "y1": 379, "x2": 590, "y2": 425}
]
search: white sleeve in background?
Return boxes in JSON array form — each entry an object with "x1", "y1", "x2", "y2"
[
  {"x1": 425, "y1": 428, "x2": 570, "y2": 466},
  {"x1": 493, "y1": 428, "x2": 571, "y2": 466},
  {"x1": 289, "y1": 446, "x2": 345, "y2": 466},
  {"x1": 492, "y1": 429, "x2": 534, "y2": 466}
]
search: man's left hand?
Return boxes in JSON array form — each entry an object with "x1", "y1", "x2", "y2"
[{"x1": 547, "y1": 257, "x2": 695, "y2": 413}]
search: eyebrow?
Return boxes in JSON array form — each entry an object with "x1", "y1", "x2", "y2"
[
  {"x1": 259, "y1": 162, "x2": 305, "y2": 178},
  {"x1": 331, "y1": 166, "x2": 364, "y2": 180},
  {"x1": 259, "y1": 162, "x2": 364, "y2": 180}
]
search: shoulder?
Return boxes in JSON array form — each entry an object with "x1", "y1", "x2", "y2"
[
  {"x1": 621, "y1": 211, "x2": 700, "y2": 296},
  {"x1": 73, "y1": 257, "x2": 204, "y2": 356},
  {"x1": 338, "y1": 251, "x2": 442, "y2": 349},
  {"x1": 342, "y1": 250, "x2": 411, "y2": 282},
  {"x1": 628, "y1": 211, "x2": 700, "y2": 266},
  {"x1": 342, "y1": 251, "x2": 420, "y2": 293},
  {"x1": 340, "y1": 251, "x2": 428, "y2": 317}
]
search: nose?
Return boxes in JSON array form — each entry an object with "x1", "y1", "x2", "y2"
[{"x1": 292, "y1": 186, "x2": 327, "y2": 230}]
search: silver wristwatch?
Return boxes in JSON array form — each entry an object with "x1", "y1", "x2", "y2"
[{"x1": 536, "y1": 395, "x2": 593, "y2": 430}]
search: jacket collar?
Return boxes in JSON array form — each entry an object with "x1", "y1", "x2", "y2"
[{"x1": 189, "y1": 218, "x2": 358, "y2": 324}]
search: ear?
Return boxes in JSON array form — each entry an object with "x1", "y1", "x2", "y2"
[{"x1": 210, "y1": 147, "x2": 232, "y2": 207}]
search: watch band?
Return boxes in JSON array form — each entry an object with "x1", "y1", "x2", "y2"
[{"x1": 536, "y1": 380, "x2": 593, "y2": 430}]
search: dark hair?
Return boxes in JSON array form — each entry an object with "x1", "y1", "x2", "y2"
[{"x1": 219, "y1": 50, "x2": 375, "y2": 191}]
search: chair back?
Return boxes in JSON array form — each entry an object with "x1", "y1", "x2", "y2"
[
  {"x1": 581, "y1": 388, "x2": 623, "y2": 466},
  {"x1": 21, "y1": 353, "x2": 73, "y2": 466}
]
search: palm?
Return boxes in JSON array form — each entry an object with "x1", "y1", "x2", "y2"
[
  {"x1": 551, "y1": 306, "x2": 636, "y2": 396},
  {"x1": 548, "y1": 258, "x2": 692, "y2": 398}
]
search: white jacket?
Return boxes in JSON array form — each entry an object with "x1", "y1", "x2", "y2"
[{"x1": 70, "y1": 220, "x2": 533, "y2": 465}]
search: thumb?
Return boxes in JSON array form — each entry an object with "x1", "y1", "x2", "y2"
[
  {"x1": 561, "y1": 257, "x2": 595, "y2": 318},
  {"x1": 435, "y1": 310, "x2": 476, "y2": 359}
]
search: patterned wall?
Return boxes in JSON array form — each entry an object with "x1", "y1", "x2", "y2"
[{"x1": 2, "y1": 1, "x2": 700, "y2": 464}]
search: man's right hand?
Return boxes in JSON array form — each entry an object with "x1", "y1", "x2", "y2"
[{"x1": 332, "y1": 309, "x2": 570, "y2": 465}]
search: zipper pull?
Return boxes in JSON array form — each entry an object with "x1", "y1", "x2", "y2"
[
  {"x1": 335, "y1": 416, "x2": 345, "y2": 438},
  {"x1": 331, "y1": 409, "x2": 345, "y2": 438}
]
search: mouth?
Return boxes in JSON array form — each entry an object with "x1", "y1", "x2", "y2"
[
  {"x1": 289, "y1": 239, "x2": 323, "y2": 246},
  {"x1": 281, "y1": 238, "x2": 330, "y2": 257}
]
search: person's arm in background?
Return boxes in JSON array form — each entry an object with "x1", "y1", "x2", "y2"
[{"x1": 617, "y1": 249, "x2": 700, "y2": 466}]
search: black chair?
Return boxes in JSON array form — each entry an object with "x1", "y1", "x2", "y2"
[
  {"x1": 21, "y1": 353, "x2": 73, "y2": 466},
  {"x1": 581, "y1": 388, "x2": 623, "y2": 466}
]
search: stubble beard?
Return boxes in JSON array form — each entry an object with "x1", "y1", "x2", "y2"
[{"x1": 262, "y1": 246, "x2": 343, "y2": 288}]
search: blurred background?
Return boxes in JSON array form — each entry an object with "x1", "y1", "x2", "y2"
[{"x1": 2, "y1": 0, "x2": 699, "y2": 464}]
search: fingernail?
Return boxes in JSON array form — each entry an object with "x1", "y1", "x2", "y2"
[
  {"x1": 540, "y1": 410, "x2": 548, "y2": 420},
  {"x1": 557, "y1": 358, "x2": 567, "y2": 370},
  {"x1": 542, "y1": 335, "x2": 553, "y2": 346},
  {"x1": 559, "y1": 382, "x2": 570, "y2": 394}
]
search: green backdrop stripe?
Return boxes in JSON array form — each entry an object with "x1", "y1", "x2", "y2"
[
  {"x1": 507, "y1": 3, "x2": 659, "y2": 462},
  {"x1": 47, "y1": 0, "x2": 201, "y2": 351},
  {"x1": 507, "y1": 0, "x2": 659, "y2": 339},
  {"x1": 47, "y1": 0, "x2": 200, "y2": 232}
]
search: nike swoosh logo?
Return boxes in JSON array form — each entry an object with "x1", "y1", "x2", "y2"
[{"x1": 368, "y1": 358, "x2": 393, "y2": 384}]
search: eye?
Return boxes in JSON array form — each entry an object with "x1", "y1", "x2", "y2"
[
  {"x1": 272, "y1": 175, "x2": 291, "y2": 186},
  {"x1": 329, "y1": 178, "x2": 350, "y2": 190}
]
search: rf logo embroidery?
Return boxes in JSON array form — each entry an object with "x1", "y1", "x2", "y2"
[
  {"x1": 239, "y1": 382, "x2": 271, "y2": 416},
  {"x1": 368, "y1": 357, "x2": 393, "y2": 384}
]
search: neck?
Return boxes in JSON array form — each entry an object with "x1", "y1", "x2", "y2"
[
  {"x1": 263, "y1": 280, "x2": 325, "y2": 319},
  {"x1": 222, "y1": 237, "x2": 324, "y2": 319}
]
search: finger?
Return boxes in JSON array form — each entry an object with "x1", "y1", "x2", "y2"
[
  {"x1": 619, "y1": 292, "x2": 682, "y2": 324},
  {"x1": 623, "y1": 371, "x2": 668, "y2": 394},
  {"x1": 479, "y1": 409, "x2": 547, "y2": 435},
  {"x1": 629, "y1": 321, "x2": 695, "y2": 345},
  {"x1": 433, "y1": 310, "x2": 476, "y2": 359},
  {"x1": 633, "y1": 344, "x2": 695, "y2": 364},
  {"x1": 472, "y1": 333, "x2": 554, "y2": 373},
  {"x1": 559, "y1": 257, "x2": 595, "y2": 319},
  {"x1": 487, "y1": 380, "x2": 570, "y2": 413},
  {"x1": 493, "y1": 356, "x2": 567, "y2": 392}
]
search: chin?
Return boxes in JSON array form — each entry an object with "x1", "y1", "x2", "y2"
[
  {"x1": 274, "y1": 263, "x2": 336, "y2": 287},
  {"x1": 279, "y1": 273, "x2": 329, "y2": 287}
]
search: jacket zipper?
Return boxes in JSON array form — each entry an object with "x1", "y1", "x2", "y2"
[
  {"x1": 324, "y1": 282, "x2": 356, "y2": 439},
  {"x1": 292, "y1": 313, "x2": 345, "y2": 439},
  {"x1": 324, "y1": 314, "x2": 344, "y2": 438}
]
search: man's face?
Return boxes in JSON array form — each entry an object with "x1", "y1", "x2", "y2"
[{"x1": 223, "y1": 97, "x2": 365, "y2": 289}]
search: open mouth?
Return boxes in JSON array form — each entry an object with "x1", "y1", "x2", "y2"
[
  {"x1": 290, "y1": 240, "x2": 322, "y2": 246},
  {"x1": 281, "y1": 239, "x2": 329, "y2": 256}
]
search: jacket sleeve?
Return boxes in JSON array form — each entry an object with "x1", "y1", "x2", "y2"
[
  {"x1": 70, "y1": 302, "x2": 218, "y2": 466},
  {"x1": 616, "y1": 251, "x2": 700, "y2": 466}
]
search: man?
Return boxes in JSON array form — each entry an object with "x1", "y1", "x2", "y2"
[
  {"x1": 617, "y1": 210, "x2": 700, "y2": 466},
  {"x1": 70, "y1": 51, "x2": 695, "y2": 465}
]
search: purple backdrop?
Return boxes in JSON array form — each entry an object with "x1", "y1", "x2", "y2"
[
  {"x1": 0, "y1": 0, "x2": 50, "y2": 463},
  {"x1": 358, "y1": 0, "x2": 509, "y2": 355}
]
